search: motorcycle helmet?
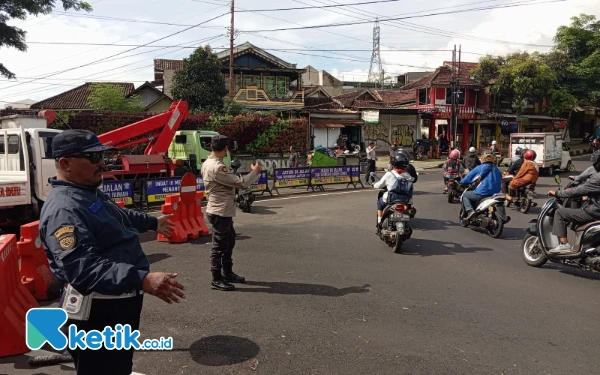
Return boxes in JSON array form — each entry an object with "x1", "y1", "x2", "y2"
[
  {"x1": 515, "y1": 147, "x2": 523, "y2": 156},
  {"x1": 449, "y1": 149, "x2": 460, "y2": 159},
  {"x1": 492, "y1": 140, "x2": 497, "y2": 145},
  {"x1": 592, "y1": 150, "x2": 600, "y2": 171},
  {"x1": 523, "y1": 150, "x2": 534, "y2": 161},
  {"x1": 392, "y1": 152, "x2": 409, "y2": 169},
  {"x1": 231, "y1": 159, "x2": 242, "y2": 169},
  {"x1": 469, "y1": 147, "x2": 476, "y2": 154},
  {"x1": 481, "y1": 153, "x2": 495, "y2": 163}
]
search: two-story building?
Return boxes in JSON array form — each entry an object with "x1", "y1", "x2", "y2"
[{"x1": 154, "y1": 42, "x2": 306, "y2": 111}]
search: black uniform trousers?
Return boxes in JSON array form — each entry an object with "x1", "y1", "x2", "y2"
[
  {"x1": 59, "y1": 291, "x2": 144, "y2": 375},
  {"x1": 365, "y1": 159, "x2": 376, "y2": 182},
  {"x1": 207, "y1": 213, "x2": 236, "y2": 279}
]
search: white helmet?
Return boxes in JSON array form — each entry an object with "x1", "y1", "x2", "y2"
[
  {"x1": 469, "y1": 147, "x2": 476, "y2": 153},
  {"x1": 492, "y1": 140, "x2": 497, "y2": 145}
]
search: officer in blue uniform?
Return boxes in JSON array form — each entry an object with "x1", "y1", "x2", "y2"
[{"x1": 39, "y1": 129, "x2": 186, "y2": 375}]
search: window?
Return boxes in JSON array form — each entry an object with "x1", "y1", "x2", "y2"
[
  {"x1": 418, "y1": 88, "x2": 430, "y2": 105},
  {"x1": 0, "y1": 134, "x2": 23, "y2": 171},
  {"x1": 264, "y1": 77, "x2": 276, "y2": 98},
  {"x1": 446, "y1": 88, "x2": 466, "y2": 105},
  {"x1": 200, "y1": 136, "x2": 213, "y2": 152},
  {"x1": 243, "y1": 75, "x2": 261, "y2": 88},
  {"x1": 39, "y1": 132, "x2": 57, "y2": 159},
  {"x1": 276, "y1": 77, "x2": 289, "y2": 97},
  {"x1": 0, "y1": 134, "x2": 20, "y2": 154}
]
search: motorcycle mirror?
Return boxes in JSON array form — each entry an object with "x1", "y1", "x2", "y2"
[{"x1": 555, "y1": 175, "x2": 561, "y2": 185}]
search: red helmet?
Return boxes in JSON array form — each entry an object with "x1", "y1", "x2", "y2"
[
  {"x1": 449, "y1": 150, "x2": 460, "y2": 159},
  {"x1": 524, "y1": 150, "x2": 534, "y2": 160}
]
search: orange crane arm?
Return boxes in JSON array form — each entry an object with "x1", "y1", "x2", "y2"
[{"x1": 97, "y1": 101, "x2": 190, "y2": 155}]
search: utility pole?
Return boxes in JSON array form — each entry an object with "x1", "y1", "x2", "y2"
[
  {"x1": 228, "y1": 0, "x2": 235, "y2": 98},
  {"x1": 450, "y1": 45, "x2": 456, "y2": 149},
  {"x1": 455, "y1": 45, "x2": 462, "y2": 151}
]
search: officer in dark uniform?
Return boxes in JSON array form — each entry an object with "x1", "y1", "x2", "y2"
[
  {"x1": 39, "y1": 129, "x2": 186, "y2": 375},
  {"x1": 201, "y1": 135, "x2": 261, "y2": 291}
]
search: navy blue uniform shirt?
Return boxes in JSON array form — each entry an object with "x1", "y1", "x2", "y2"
[{"x1": 39, "y1": 178, "x2": 158, "y2": 296}]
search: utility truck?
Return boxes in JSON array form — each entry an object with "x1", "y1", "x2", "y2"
[{"x1": 508, "y1": 132, "x2": 573, "y2": 175}]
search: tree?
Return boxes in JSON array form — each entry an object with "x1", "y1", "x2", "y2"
[
  {"x1": 171, "y1": 45, "x2": 228, "y2": 111},
  {"x1": 471, "y1": 55, "x2": 503, "y2": 89},
  {"x1": 87, "y1": 83, "x2": 144, "y2": 112},
  {"x1": 1, "y1": 0, "x2": 92, "y2": 78}
]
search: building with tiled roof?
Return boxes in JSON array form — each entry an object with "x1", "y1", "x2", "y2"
[{"x1": 31, "y1": 82, "x2": 135, "y2": 110}]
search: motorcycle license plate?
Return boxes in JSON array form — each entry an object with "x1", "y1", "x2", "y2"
[{"x1": 391, "y1": 213, "x2": 410, "y2": 221}]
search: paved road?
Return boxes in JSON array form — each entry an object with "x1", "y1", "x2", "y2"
[{"x1": 2, "y1": 156, "x2": 599, "y2": 375}]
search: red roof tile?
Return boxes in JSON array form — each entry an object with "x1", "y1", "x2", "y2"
[
  {"x1": 30, "y1": 82, "x2": 135, "y2": 110},
  {"x1": 379, "y1": 90, "x2": 415, "y2": 104},
  {"x1": 154, "y1": 59, "x2": 184, "y2": 71}
]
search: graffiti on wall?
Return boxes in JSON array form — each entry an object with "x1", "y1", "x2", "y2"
[
  {"x1": 255, "y1": 158, "x2": 290, "y2": 171},
  {"x1": 363, "y1": 123, "x2": 388, "y2": 143},
  {"x1": 392, "y1": 124, "x2": 415, "y2": 148}
]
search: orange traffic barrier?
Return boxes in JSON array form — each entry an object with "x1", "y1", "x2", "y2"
[
  {"x1": 18, "y1": 221, "x2": 60, "y2": 301},
  {"x1": 115, "y1": 199, "x2": 125, "y2": 208},
  {"x1": 157, "y1": 192, "x2": 209, "y2": 243},
  {"x1": 0, "y1": 234, "x2": 39, "y2": 357}
]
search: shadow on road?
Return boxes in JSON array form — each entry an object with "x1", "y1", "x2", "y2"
[
  {"x1": 163, "y1": 336, "x2": 260, "y2": 367},
  {"x1": 541, "y1": 263, "x2": 600, "y2": 281},
  {"x1": 236, "y1": 281, "x2": 371, "y2": 296},
  {"x1": 146, "y1": 252, "x2": 172, "y2": 265},
  {"x1": 250, "y1": 206, "x2": 281, "y2": 215},
  {"x1": 498, "y1": 226, "x2": 527, "y2": 240},
  {"x1": 402, "y1": 238, "x2": 493, "y2": 257},
  {"x1": 412, "y1": 217, "x2": 460, "y2": 231}
]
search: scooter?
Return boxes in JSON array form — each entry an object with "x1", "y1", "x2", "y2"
[
  {"x1": 458, "y1": 178, "x2": 511, "y2": 238},
  {"x1": 522, "y1": 175, "x2": 600, "y2": 273},
  {"x1": 231, "y1": 160, "x2": 255, "y2": 213},
  {"x1": 445, "y1": 173, "x2": 463, "y2": 204},
  {"x1": 505, "y1": 181, "x2": 538, "y2": 214},
  {"x1": 377, "y1": 187, "x2": 415, "y2": 253}
]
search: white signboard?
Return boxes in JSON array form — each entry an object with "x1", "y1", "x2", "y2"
[{"x1": 362, "y1": 110, "x2": 379, "y2": 124}]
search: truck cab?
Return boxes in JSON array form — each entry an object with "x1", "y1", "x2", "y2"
[
  {"x1": 168, "y1": 130, "x2": 233, "y2": 174},
  {"x1": 0, "y1": 114, "x2": 61, "y2": 230}
]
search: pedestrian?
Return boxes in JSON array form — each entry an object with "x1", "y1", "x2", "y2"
[
  {"x1": 365, "y1": 141, "x2": 377, "y2": 184},
  {"x1": 39, "y1": 129, "x2": 186, "y2": 375},
  {"x1": 201, "y1": 135, "x2": 262, "y2": 291},
  {"x1": 289, "y1": 146, "x2": 299, "y2": 168}
]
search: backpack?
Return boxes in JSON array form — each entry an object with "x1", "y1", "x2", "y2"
[{"x1": 389, "y1": 172, "x2": 413, "y2": 198}]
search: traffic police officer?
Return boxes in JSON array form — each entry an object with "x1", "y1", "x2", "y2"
[
  {"x1": 39, "y1": 129, "x2": 186, "y2": 375},
  {"x1": 201, "y1": 135, "x2": 261, "y2": 291}
]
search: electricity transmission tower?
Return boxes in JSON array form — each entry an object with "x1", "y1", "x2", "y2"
[{"x1": 367, "y1": 19, "x2": 384, "y2": 86}]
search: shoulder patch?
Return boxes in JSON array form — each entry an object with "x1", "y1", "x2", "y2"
[
  {"x1": 54, "y1": 226, "x2": 76, "y2": 251},
  {"x1": 221, "y1": 166, "x2": 229, "y2": 173}
]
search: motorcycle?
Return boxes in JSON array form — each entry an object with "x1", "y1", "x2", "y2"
[
  {"x1": 231, "y1": 160, "x2": 255, "y2": 213},
  {"x1": 494, "y1": 153, "x2": 504, "y2": 167},
  {"x1": 505, "y1": 180, "x2": 538, "y2": 214},
  {"x1": 377, "y1": 188, "x2": 416, "y2": 253},
  {"x1": 445, "y1": 173, "x2": 463, "y2": 204},
  {"x1": 458, "y1": 179, "x2": 511, "y2": 238},
  {"x1": 522, "y1": 175, "x2": 600, "y2": 274}
]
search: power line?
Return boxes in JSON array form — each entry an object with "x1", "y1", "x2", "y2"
[
  {"x1": 0, "y1": 12, "x2": 230, "y2": 92},
  {"x1": 235, "y1": 0, "x2": 402, "y2": 12},
  {"x1": 239, "y1": 0, "x2": 565, "y2": 33},
  {"x1": 51, "y1": 11, "x2": 229, "y2": 28}
]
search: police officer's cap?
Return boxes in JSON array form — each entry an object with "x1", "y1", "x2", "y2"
[
  {"x1": 211, "y1": 135, "x2": 229, "y2": 151},
  {"x1": 52, "y1": 129, "x2": 116, "y2": 158}
]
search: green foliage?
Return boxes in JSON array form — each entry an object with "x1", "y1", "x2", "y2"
[
  {"x1": 1, "y1": 1, "x2": 92, "y2": 78},
  {"x1": 244, "y1": 120, "x2": 284, "y2": 154},
  {"x1": 471, "y1": 55, "x2": 502, "y2": 88},
  {"x1": 549, "y1": 89, "x2": 578, "y2": 117},
  {"x1": 171, "y1": 45, "x2": 227, "y2": 111},
  {"x1": 86, "y1": 83, "x2": 145, "y2": 112},
  {"x1": 221, "y1": 96, "x2": 245, "y2": 117}
]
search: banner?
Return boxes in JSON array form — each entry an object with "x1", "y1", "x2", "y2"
[
  {"x1": 274, "y1": 168, "x2": 311, "y2": 188},
  {"x1": 240, "y1": 171, "x2": 269, "y2": 192},
  {"x1": 99, "y1": 180, "x2": 134, "y2": 205},
  {"x1": 145, "y1": 177, "x2": 205, "y2": 203},
  {"x1": 350, "y1": 166, "x2": 360, "y2": 183},
  {"x1": 311, "y1": 166, "x2": 353, "y2": 185}
]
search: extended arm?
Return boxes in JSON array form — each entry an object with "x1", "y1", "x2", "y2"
[
  {"x1": 122, "y1": 207, "x2": 158, "y2": 233},
  {"x1": 214, "y1": 169, "x2": 259, "y2": 189},
  {"x1": 556, "y1": 174, "x2": 600, "y2": 198}
]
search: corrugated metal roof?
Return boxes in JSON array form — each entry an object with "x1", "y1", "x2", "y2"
[{"x1": 30, "y1": 82, "x2": 135, "y2": 110}]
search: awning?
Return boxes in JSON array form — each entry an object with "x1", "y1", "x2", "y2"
[{"x1": 312, "y1": 122, "x2": 345, "y2": 128}]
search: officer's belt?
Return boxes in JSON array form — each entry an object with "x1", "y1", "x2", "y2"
[{"x1": 64, "y1": 284, "x2": 143, "y2": 299}]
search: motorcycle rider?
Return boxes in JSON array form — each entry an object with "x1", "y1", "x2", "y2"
[
  {"x1": 443, "y1": 149, "x2": 465, "y2": 193},
  {"x1": 569, "y1": 164, "x2": 595, "y2": 183},
  {"x1": 490, "y1": 140, "x2": 499, "y2": 154},
  {"x1": 464, "y1": 147, "x2": 481, "y2": 172},
  {"x1": 507, "y1": 149, "x2": 538, "y2": 201},
  {"x1": 501, "y1": 147, "x2": 525, "y2": 195},
  {"x1": 374, "y1": 153, "x2": 415, "y2": 230},
  {"x1": 395, "y1": 149, "x2": 418, "y2": 183},
  {"x1": 548, "y1": 150, "x2": 600, "y2": 254},
  {"x1": 459, "y1": 152, "x2": 502, "y2": 220}
]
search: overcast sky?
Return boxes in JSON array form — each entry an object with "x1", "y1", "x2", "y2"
[{"x1": 0, "y1": 0, "x2": 598, "y2": 105}]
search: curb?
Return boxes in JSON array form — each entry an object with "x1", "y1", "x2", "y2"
[{"x1": 570, "y1": 148, "x2": 591, "y2": 156}]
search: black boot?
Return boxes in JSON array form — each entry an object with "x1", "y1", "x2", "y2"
[
  {"x1": 211, "y1": 271, "x2": 235, "y2": 291},
  {"x1": 223, "y1": 271, "x2": 246, "y2": 284}
]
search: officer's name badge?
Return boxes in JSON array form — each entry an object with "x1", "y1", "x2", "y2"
[{"x1": 54, "y1": 226, "x2": 76, "y2": 251}]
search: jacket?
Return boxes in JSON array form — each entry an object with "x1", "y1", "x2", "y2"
[
  {"x1": 201, "y1": 155, "x2": 259, "y2": 217},
  {"x1": 460, "y1": 162, "x2": 502, "y2": 196},
  {"x1": 509, "y1": 160, "x2": 539, "y2": 189},
  {"x1": 405, "y1": 163, "x2": 418, "y2": 183},
  {"x1": 574, "y1": 165, "x2": 596, "y2": 183},
  {"x1": 556, "y1": 172, "x2": 600, "y2": 218},
  {"x1": 507, "y1": 158, "x2": 524, "y2": 175},
  {"x1": 443, "y1": 158, "x2": 465, "y2": 176},
  {"x1": 39, "y1": 178, "x2": 158, "y2": 296},
  {"x1": 464, "y1": 154, "x2": 481, "y2": 171}
]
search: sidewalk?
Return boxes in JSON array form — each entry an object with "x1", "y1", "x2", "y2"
[{"x1": 376, "y1": 159, "x2": 442, "y2": 171}]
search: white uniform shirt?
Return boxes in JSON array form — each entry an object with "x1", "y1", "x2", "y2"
[
  {"x1": 373, "y1": 170, "x2": 415, "y2": 201},
  {"x1": 366, "y1": 146, "x2": 376, "y2": 160}
]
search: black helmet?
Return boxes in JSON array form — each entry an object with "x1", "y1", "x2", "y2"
[
  {"x1": 592, "y1": 150, "x2": 600, "y2": 171},
  {"x1": 392, "y1": 152, "x2": 409, "y2": 169},
  {"x1": 231, "y1": 159, "x2": 242, "y2": 169},
  {"x1": 515, "y1": 147, "x2": 523, "y2": 156}
]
